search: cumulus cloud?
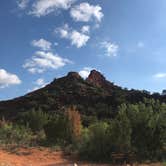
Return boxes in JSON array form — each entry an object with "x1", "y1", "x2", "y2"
[
  {"x1": 81, "y1": 25, "x2": 90, "y2": 34},
  {"x1": 17, "y1": 0, "x2": 29, "y2": 9},
  {"x1": 31, "y1": 38, "x2": 52, "y2": 51},
  {"x1": 35, "y1": 78, "x2": 45, "y2": 86},
  {"x1": 0, "y1": 69, "x2": 21, "y2": 88},
  {"x1": 23, "y1": 51, "x2": 72, "y2": 74},
  {"x1": 70, "y1": 30, "x2": 90, "y2": 48},
  {"x1": 153, "y1": 73, "x2": 166, "y2": 79},
  {"x1": 79, "y1": 67, "x2": 92, "y2": 79},
  {"x1": 70, "y1": 2, "x2": 104, "y2": 22},
  {"x1": 58, "y1": 24, "x2": 70, "y2": 38},
  {"x1": 101, "y1": 41, "x2": 119, "y2": 57},
  {"x1": 27, "y1": 78, "x2": 47, "y2": 93},
  {"x1": 30, "y1": 0, "x2": 76, "y2": 17},
  {"x1": 56, "y1": 24, "x2": 90, "y2": 48}
]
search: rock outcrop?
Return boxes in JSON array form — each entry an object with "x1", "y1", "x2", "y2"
[{"x1": 87, "y1": 70, "x2": 107, "y2": 87}]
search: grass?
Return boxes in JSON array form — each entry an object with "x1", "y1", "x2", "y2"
[{"x1": 163, "y1": 162, "x2": 166, "y2": 166}]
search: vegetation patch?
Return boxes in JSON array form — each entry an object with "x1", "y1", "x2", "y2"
[{"x1": 0, "y1": 98, "x2": 165, "y2": 163}]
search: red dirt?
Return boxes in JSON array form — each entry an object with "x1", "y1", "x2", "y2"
[
  {"x1": 0, "y1": 147, "x2": 163, "y2": 166},
  {"x1": 0, "y1": 147, "x2": 110, "y2": 166},
  {"x1": 0, "y1": 147, "x2": 72, "y2": 166}
]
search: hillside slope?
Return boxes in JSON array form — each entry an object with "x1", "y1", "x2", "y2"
[{"x1": 0, "y1": 70, "x2": 165, "y2": 119}]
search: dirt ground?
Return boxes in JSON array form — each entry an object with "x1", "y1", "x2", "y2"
[
  {"x1": 0, "y1": 147, "x2": 164, "y2": 166},
  {"x1": 0, "y1": 147, "x2": 109, "y2": 166}
]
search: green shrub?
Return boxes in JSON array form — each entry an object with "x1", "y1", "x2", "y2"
[
  {"x1": 19, "y1": 108, "x2": 49, "y2": 132},
  {"x1": 0, "y1": 123, "x2": 33, "y2": 146},
  {"x1": 119, "y1": 101, "x2": 166, "y2": 160},
  {"x1": 44, "y1": 115, "x2": 69, "y2": 145},
  {"x1": 44, "y1": 107, "x2": 82, "y2": 146},
  {"x1": 108, "y1": 107, "x2": 132, "y2": 153},
  {"x1": 79, "y1": 122, "x2": 110, "y2": 161}
]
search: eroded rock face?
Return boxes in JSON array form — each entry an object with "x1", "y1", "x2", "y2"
[
  {"x1": 86, "y1": 70, "x2": 118, "y2": 94},
  {"x1": 87, "y1": 70, "x2": 106, "y2": 87}
]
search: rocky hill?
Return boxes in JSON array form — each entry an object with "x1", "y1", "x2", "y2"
[{"x1": 0, "y1": 70, "x2": 165, "y2": 119}]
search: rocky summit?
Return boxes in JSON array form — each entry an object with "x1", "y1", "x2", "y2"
[{"x1": 87, "y1": 70, "x2": 107, "y2": 87}]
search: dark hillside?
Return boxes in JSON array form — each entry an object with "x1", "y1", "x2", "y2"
[{"x1": 0, "y1": 70, "x2": 165, "y2": 119}]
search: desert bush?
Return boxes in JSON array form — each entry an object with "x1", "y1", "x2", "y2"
[
  {"x1": 119, "y1": 100, "x2": 166, "y2": 161},
  {"x1": 0, "y1": 122, "x2": 33, "y2": 146},
  {"x1": 44, "y1": 106, "x2": 82, "y2": 146},
  {"x1": 78, "y1": 122, "x2": 110, "y2": 161},
  {"x1": 44, "y1": 115, "x2": 69, "y2": 145},
  {"x1": 78, "y1": 99, "x2": 166, "y2": 162},
  {"x1": 108, "y1": 106, "x2": 132, "y2": 153},
  {"x1": 19, "y1": 108, "x2": 49, "y2": 132}
]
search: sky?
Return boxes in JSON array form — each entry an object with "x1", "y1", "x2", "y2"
[{"x1": 1, "y1": 0, "x2": 166, "y2": 100}]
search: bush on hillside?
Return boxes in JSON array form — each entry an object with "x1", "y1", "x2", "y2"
[
  {"x1": 18, "y1": 108, "x2": 49, "y2": 132},
  {"x1": 78, "y1": 99, "x2": 166, "y2": 162},
  {"x1": 44, "y1": 106, "x2": 82, "y2": 145},
  {"x1": 108, "y1": 106, "x2": 132, "y2": 153},
  {"x1": 44, "y1": 115, "x2": 69, "y2": 144},
  {"x1": 0, "y1": 122, "x2": 33, "y2": 146},
  {"x1": 124, "y1": 101, "x2": 166, "y2": 160},
  {"x1": 78, "y1": 122, "x2": 110, "y2": 161}
]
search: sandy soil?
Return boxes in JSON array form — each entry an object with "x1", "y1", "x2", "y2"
[
  {"x1": 0, "y1": 147, "x2": 164, "y2": 166},
  {"x1": 0, "y1": 147, "x2": 110, "y2": 166}
]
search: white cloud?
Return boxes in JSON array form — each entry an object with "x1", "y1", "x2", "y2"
[
  {"x1": 153, "y1": 73, "x2": 166, "y2": 79},
  {"x1": 27, "y1": 78, "x2": 47, "y2": 93},
  {"x1": 17, "y1": 0, "x2": 29, "y2": 9},
  {"x1": 56, "y1": 24, "x2": 90, "y2": 48},
  {"x1": 35, "y1": 78, "x2": 45, "y2": 86},
  {"x1": 70, "y1": 30, "x2": 90, "y2": 48},
  {"x1": 59, "y1": 29, "x2": 69, "y2": 38},
  {"x1": 81, "y1": 25, "x2": 90, "y2": 34},
  {"x1": 58, "y1": 24, "x2": 70, "y2": 38},
  {"x1": 23, "y1": 51, "x2": 72, "y2": 74},
  {"x1": 31, "y1": 38, "x2": 52, "y2": 51},
  {"x1": 70, "y1": 2, "x2": 104, "y2": 22},
  {"x1": 0, "y1": 69, "x2": 21, "y2": 88},
  {"x1": 101, "y1": 41, "x2": 119, "y2": 57},
  {"x1": 27, "y1": 68, "x2": 44, "y2": 74},
  {"x1": 30, "y1": 0, "x2": 76, "y2": 17},
  {"x1": 79, "y1": 67, "x2": 92, "y2": 79}
]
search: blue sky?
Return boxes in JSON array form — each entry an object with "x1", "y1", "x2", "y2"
[{"x1": 1, "y1": 0, "x2": 166, "y2": 100}]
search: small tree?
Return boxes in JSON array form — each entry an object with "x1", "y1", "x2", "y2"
[
  {"x1": 66, "y1": 106, "x2": 82, "y2": 143},
  {"x1": 79, "y1": 122, "x2": 110, "y2": 161},
  {"x1": 44, "y1": 106, "x2": 82, "y2": 145},
  {"x1": 20, "y1": 108, "x2": 49, "y2": 132},
  {"x1": 108, "y1": 106, "x2": 132, "y2": 153},
  {"x1": 44, "y1": 115, "x2": 69, "y2": 144}
]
